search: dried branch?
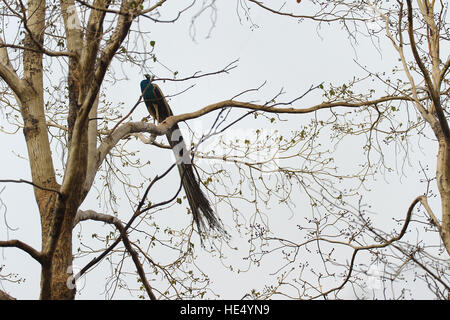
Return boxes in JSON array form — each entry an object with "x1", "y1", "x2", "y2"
[
  {"x1": 4, "y1": 0, "x2": 73, "y2": 57},
  {"x1": 74, "y1": 162, "x2": 179, "y2": 298},
  {"x1": 0, "y1": 179, "x2": 61, "y2": 195},
  {"x1": 405, "y1": 0, "x2": 450, "y2": 139},
  {"x1": 0, "y1": 290, "x2": 16, "y2": 300},
  {"x1": 248, "y1": 0, "x2": 366, "y2": 22},
  {"x1": 73, "y1": 209, "x2": 156, "y2": 300},
  {"x1": 311, "y1": 195, "x2": 422, "y2": 299},
  {"x1": 0, "y1": 239, "x2": 42, "y2": 263},
  {"x1": 162, "y1": 94, "x2": 417, "y2": 126},
  {"x1": 0, "y1": 39, "x2": 26, "y2": 99}
]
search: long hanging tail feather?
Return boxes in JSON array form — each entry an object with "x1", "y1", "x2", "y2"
[
  {"x1": 167, "y1": 124, "x2": 225, "y2": 236},
  {"x1": 140, "y1": 78, "x2": 225, "y2": 238}
]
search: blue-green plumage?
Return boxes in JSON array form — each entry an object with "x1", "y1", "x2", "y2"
[
  {"x1": 140, "y1": 79, "x2": 172, "y2": 122},
  {"x1": 140, "y1": 75, "x2": 224, "y2": 239}
]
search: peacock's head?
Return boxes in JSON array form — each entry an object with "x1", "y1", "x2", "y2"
[{"x1": 144, "y1": 74, "x2": 154, "y2": 81}]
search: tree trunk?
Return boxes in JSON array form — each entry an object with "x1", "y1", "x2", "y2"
[
  {"x1": 41, "y1": 206, "x2": 76, "y2": 300},
  {"x1": 20, "y1": 0, "x2": 78, "y2": 300},
  {"x1": 37, "y1": 187, "x2": 77, "y2": 300},
  {"x1": 436, "y1": 139, "x2": 450, "y2": 254}
]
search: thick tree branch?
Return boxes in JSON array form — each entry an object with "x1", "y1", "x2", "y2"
[
  {"x1": 73, "y1": 209, "x2": 121, "y2": 226},
  {"x1": 406, "y1": 0, "x2": 450, "y2": 140},
  {"x1": 79, "y1": 0, "x2": 110, "y2": 96},
  {"x1": 58, "y1": 1, "x2": 141, "y2": 244},
  {"x1": 0, "y1": 239, "x2": 42, "y2": 263},
  {"x1": 419, "y1": 196, "x2": 442, "y2": 232},
  {"x1": 161, "y1": 94, "x2": 417, "y2": 126},
  {"x1": 83, "y1": 121, "x2": 162, "y2": 193},
  {"x1": 78, "y1": 0, "x2": 141, "y2": 123},
  {"x1": 0, "y1": 39, "x2": 26, "y2": 99},
  {"x1": 440, "y1": 57, "x2": 450, "y2": 85},
  {"x1": 84, "y1": 94, "x2": 100, "y2": 196},
  {"x1": 0, "y1": 290, "x2": 16, "y2": 300}
]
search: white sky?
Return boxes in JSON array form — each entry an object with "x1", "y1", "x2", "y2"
[{"x1": 0, "y1": 0, "x2": 445, "y2": 299}]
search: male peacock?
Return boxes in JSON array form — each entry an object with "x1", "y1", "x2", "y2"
[{"x1": 140, "y1": 74, "x2": 224, "y2": 237}]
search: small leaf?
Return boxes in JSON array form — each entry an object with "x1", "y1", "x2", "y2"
[{"x1": 150, "y1": 40, "x2": 155, "y2": 47}]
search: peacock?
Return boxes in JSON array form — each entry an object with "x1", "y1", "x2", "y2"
[{"x1": 140, "y1": 74, "x2": 224, "y2": 238}]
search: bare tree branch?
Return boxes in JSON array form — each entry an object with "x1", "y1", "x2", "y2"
[
  {"x1": 0, "y1": 290, "x2": 16, "y2": 300},
  {"x1": 248, "y1": 0, "x2": 367, "y2": 22},
  {"x1": 73, "y1": 209, "x2": 156, "y2": 300},
  {"x1": 75, "y1": 162, "x2": 179, "y2": 298},
  {"x1": 0, "y1": 179, "x2": 61, "y2": 195},
  {"x1": 406, "y1": 0, "x2": 450, "y2": 140},
  {"x1": 0, "y1": 239, "x2": 42, "y2": 263},
  {"x1": 0, "y1": 39, "x2": 27, "y2": 99},
  {"x1": 311, "y1": 195, "x2": 422, "y2": 299}
]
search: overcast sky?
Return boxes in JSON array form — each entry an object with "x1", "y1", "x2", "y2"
[{"x1": 0, "y1": 0, "x2": 444, "y2": 299}]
